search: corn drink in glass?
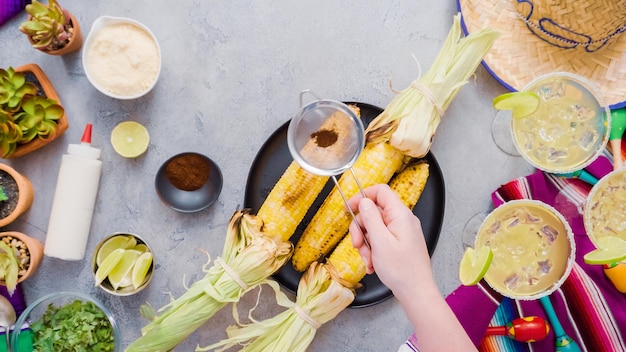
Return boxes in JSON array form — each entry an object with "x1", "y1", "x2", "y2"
[
  {"x1": 584, "y1": 168, "x2": 626, "y2": 246},
  {"x1": 475, "y1": 200, "x2": 575, "y2": 300},
  {"x1": 511, "y1": 73, "x2": 610, "y2": 173}
]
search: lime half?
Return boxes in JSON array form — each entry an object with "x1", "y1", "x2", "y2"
[
  {"x1": 459, "y1": 246, "x2": 493, "y2": 286},
  {"x1": 111, "y1": 121, "x2": 150, "y2": 158},
  {"x1": 493, "y1": 92, "x2": 540, "y2": 119},
  {"x1": 584, "y1": 236, "x2": 626, "y2": 265}
]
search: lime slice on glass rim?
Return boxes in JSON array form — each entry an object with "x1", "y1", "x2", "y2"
[
  {"x1": 584, "y1": 236, "x2": 626, "y2": 265},
  {"x1": 459, "y1": 246, "x2": 493, "y2": 286},
  {"x1": 111, "y1": 121, "x2": 150, "y2": 158},
  {"x1": 493, "y1": 92, "x2": 540, "y2": 119}
]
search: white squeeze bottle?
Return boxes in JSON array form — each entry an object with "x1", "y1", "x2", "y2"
[{"x1": 44, "y1": 124, "x2": 103, "y2": 260}]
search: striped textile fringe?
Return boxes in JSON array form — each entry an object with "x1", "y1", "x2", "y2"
[{"x1": 561, "y1": 264, "x2": 626, "y2": 350}]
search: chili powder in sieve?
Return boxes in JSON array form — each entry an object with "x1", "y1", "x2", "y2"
[
  {"x1": 165, "y1": 154, "x2": 211, "y2": 191},
  {"x1": 311, "y1": 129, "x2": 338, "y2": 148}
]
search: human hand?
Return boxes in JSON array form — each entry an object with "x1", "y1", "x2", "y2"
[{"x1": 348, "y1": 184, "x2": 434, "y2": 300}]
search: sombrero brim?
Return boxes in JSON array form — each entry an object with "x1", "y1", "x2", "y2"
[{"x1": 457, "y1": 0, "x2": 626, "y2": 109}]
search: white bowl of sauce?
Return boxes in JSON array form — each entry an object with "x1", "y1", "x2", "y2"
[{"x1": 83, "y1": 16, "x2": 161, "y2": 99}]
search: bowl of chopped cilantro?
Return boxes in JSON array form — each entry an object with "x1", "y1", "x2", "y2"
[{"x1": 10, "y1": 291, "x2": 120, "y2": 351}]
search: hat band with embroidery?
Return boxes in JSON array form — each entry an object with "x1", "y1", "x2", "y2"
[{"x1": 515, "y1": 0, "x2": 626, "y2": 52}]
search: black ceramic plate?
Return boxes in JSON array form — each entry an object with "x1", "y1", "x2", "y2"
[{"x1": 244, "y1": 102, "x2": 445, "y2": 307}]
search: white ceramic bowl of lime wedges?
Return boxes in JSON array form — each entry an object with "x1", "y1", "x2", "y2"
[{"x1": 91, "y1": 233, "x2": 154, "y2": 296}]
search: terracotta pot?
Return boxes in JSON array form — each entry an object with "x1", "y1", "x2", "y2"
[
  {"x1": 0, "y1": 163, "x2": 34, "y2": 228},
  {"x1": 27, "y1": 10, "x2": 82, "y2": 56},
  {"x1": 5, "y1": 63, "x2": 69, "y2": 159},
  {"x1": 0, "y1": 231, "x2": 44, "y2": 285}
]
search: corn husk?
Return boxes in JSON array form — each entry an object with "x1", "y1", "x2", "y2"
[
  {"x1": 366, "y1": 14, "x2": 500, "y2": 158},
  {"x1": 125, "y1": 211, "x2": 293, "y2": 352},
  {"x1": 198, "y1": 262, "x2": 356, "y2": 352}
]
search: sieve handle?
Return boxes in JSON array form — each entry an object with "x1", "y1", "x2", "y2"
[
  {"x1": 331, "y1": 175, "x2": 371, "y2": 249},
  {"x1": 299, "y1": 89, "x2": 322, "y2": 108}
]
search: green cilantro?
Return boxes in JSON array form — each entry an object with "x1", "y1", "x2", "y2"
[
  {"x1": 30, "y1": 299, "x2": 115, "y2": 352},
  {"x1": 0, "y1": 187, "x2": 7, "y2": 202}
]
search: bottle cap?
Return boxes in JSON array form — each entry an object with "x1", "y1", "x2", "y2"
[
  {"x1": 81, "y1": 124, "x2": 93, "y2": 144},
  {"x1": 68, "y1": 124, "x2": 101, "y2": 159}
]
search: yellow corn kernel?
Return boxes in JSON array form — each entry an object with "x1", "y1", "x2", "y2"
[
  {"x1": 327, "y1": 234, "x2": 366, "y2": 286},
  {"x1": 257, "y1": 163, "x2": 327, "y2": 241},
  {"x1": 328, "y1": 160, "x2": 430, "y2": 285},
  {"x1": 292, "y1": 142, "x2": 405, "y2": 272},
  {"x1": 389, "y1": 161, "x2": 429, "y2": 210},
  {"x1": 257, "y1": 105, "x2": 361, "y2": 242}
]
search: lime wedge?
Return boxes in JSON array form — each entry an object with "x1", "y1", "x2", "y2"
[
  {"x1": 132, "y1": 243, "x2": 149, "y2": 254},
  {"x1": 459, "y1": 246, "x2": 493, "y2": 286},
  {"x1": 131, "y1": 252, "x2": 153, "y2": 289},
  {"x1": 96, "y1": 235, "x2": 137, "y2": 266},
  {"x1": 493, "y1": 92, "x2": 540, "y2": 119},
  {"x1": 111, "y1": 121, "x2": 150, "y2": 158},
  {"x1": 95, "y1": 248, "x2": 126, "y2": 286},
  {"x1": 584, "y1": 236, "x2": 626, "y2": 265},
  {"x1": 108, "y1": 249, "x2": 142, "y2": 290}
]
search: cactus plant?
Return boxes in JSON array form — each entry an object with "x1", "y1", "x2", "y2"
[
  {"x1": 19, "y1": 0, "x2": 82, "y2": 55},
  {"x1": 0, "y1": 65, "x2": 67, "y2": 158}
]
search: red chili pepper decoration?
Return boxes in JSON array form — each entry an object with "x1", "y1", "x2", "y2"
[{"x1": 485, "y1": 316, "x2": 550, "y2": 342}]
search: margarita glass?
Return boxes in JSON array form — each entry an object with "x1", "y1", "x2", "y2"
[
  {"x1": 584, "y1": 168, "x2": 626, "y2": 246},
  {"x1": 583, "y1": 168, "x2": 626, "y2": 293},
  {"x1": 474, "y1": 200, "x2": 575, "y2": 300},
  {"x1": 509, "y1": 73, "x2": 610, "y2": 173}
]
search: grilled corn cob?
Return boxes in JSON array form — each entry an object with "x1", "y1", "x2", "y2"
[
  {"x1": 328, "y1": 161, "x2": 430, "y2": 285},
  {"x1": 257, "y1": 105, "x2": 360, "y2": 241},
  {"x1": 292, "y1": 141, "x2": 406, "y2": 272}
]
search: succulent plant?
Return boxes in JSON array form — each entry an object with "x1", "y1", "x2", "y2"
[
  {"x1": 0, "y1": 67, "x2": 37, "y2": 112},
  {"x1": 14, "y1": 95, "x2": 64, "y2": 143},
  {"x1": 19, "y1": 0, "x2": 74, "y2": 51},
  {"x1": 0, "y1": 111, "x2": 22, "y2": 158},
  {"x1": 0, "y1": 240, "x2": 20, "y2": 295},
  {"x1": 0, "y1": 66, "x2": 64, "y2": 158}
]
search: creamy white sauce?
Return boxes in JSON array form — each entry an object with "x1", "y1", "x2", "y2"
[{"x1": 86, "y1": 23, "x2": 159, "y2": 97}]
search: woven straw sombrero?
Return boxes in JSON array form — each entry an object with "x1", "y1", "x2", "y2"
[{"x1": 457, "y1": 0, "x2": 626, "y2": 109}]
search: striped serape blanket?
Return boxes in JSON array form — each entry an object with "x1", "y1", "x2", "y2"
[{"x1": 401, "y1": 155, "x2": 625, "y2": 352}]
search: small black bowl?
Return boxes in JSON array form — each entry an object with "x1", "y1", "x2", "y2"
[{"x1": 155, "y1": 152, "x2": 223, "y2": 212}]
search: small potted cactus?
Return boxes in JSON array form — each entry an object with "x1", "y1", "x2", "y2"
[
  {"x1": 0, "y1": 64, "x2": 68, "y2": 158},
  {"x1": 0, "y1": 231, "x2": 43, "y2": 295},
  {"x1": 0, "y1": 163, "x2": 34, "y2": 228},
  {"x1": 19, "y1": 0, "x2": 82, "y2": 55}
]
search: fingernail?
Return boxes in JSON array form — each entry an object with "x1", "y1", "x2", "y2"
[{"x1": 359, "y1": 198, "x2": 375, "y2": 211}]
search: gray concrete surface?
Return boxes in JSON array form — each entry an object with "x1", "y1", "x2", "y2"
[{"x1": 0, "y1": 1, "x2": 535, "y2": 350}]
